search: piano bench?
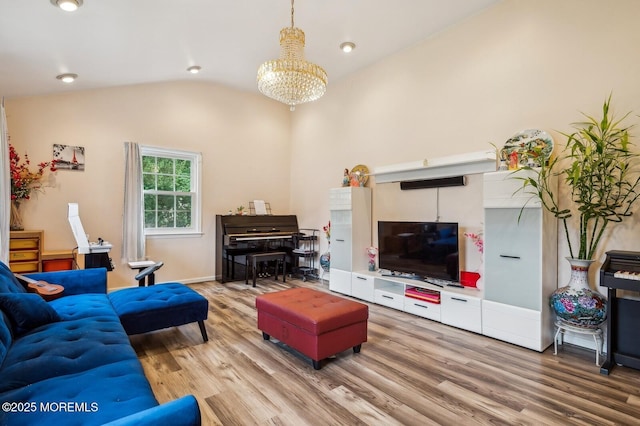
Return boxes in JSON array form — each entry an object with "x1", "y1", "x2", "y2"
[{"x1": 246, "y1": 252, "x2": 287, "y2": 287}]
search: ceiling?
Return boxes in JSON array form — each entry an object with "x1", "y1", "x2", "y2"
[{"x1": 0, "y1": 0, "x2": 501, "y2": 100}]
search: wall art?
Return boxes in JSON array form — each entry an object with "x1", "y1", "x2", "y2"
[{"x1": 53, "y1": 144, "x2": 85, "y2": 171}]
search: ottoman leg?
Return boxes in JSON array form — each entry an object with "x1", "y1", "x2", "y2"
[
  {"x1": 312, "y1": 359, "x2": 322, "y2": 370},
  {"x1": 353, "y1": 344, "x2": 362, "y2": 353},
  {"x1": 262, "y1": 332, "x2": 270, "y2": 340},
  {"x1": 198, "y1": 320, "x2": 209, "y2": 342}
]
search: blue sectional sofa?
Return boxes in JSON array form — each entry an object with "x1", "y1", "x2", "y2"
[{"x1": 0, "y1": 262, "x2": 201, "y2": 425}]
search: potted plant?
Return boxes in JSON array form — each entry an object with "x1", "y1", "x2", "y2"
[
  {"x1": 9, "y1": 143, "x2": 57, "y2": 230},
  {"x1": 517, "y1": 95, "x2": 640, "y2": 327}
]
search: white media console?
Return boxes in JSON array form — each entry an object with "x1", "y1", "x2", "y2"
[{"x1": 347, "y1": 270, "x2": 483, "y2": 334}]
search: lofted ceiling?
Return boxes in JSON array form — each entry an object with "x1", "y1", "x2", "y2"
[{"x1": 0, "y1": 0, "x2": 501, "y2": 100}]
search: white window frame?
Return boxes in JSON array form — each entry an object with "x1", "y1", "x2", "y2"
[{"x1": 140, "y1": 145, "x2": 202, "y2": 237}]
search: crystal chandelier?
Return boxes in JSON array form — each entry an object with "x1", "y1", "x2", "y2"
[{"x1": 257, "y1": 0, "x2": 328, "y2": 111}]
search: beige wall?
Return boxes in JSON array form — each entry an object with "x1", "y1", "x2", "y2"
[
  {"x1": 290, "y1": 0, "x2": 640, "y2": 288},
  {"x1": 6, "y1": 0, "x2": 640, "y2": 293},
  {"x1": 7, "y1": 81, "x2": 291, "y2": 288}
]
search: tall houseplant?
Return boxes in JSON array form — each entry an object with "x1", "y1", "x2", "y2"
[{"x1": 518, "y1": 95, "x2": 640, "y2": 326}]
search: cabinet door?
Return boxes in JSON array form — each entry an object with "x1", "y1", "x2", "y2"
[
  {"x1": 441, "y1": 292, "x2": 482, "y2": 333},
  {"x1": 404, "y1": 298, "x2": 441, "y2": 322},
  {"x1": 351, "y1": 273, "x2": 374, "y2": 302},
  {"x1": 329, "y1": 269, "x2": 352, "y2": 295},
  {"x1": 331, "y1": 223, "x2": 352, "y2": 271},
  {"x1": 484, "y1": 208, "x2": 542, "y2": 311}
]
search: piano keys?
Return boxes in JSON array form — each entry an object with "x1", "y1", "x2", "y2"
[
  {"x1": 599, "y1": 250, "x2": 640, "y2": 374},
  {"x1": 215, "y1": 215, "x2": 299, "y2": 282},
  {"x1": 614, "y1": 271, "x2": 640, "y2": 280}
]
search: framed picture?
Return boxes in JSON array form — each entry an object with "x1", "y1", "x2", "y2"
[{"x1": 53, "y1": 144, "x2": 85, "y2": 171}]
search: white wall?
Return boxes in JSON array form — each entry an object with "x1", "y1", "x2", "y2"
[
  {"x1": 290, "y1": 0, "x2": 640, "y2": 289},
  {"x1": 6, "y1": 0, "x2": 640, "y2": 298},
  {"x1": 6, "y1": 81, "x2": 291, "y2": 288}
]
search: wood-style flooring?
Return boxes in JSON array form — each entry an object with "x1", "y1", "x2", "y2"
[{"x1": 130, "y1": 277, "x2": 640, "y2": 425}]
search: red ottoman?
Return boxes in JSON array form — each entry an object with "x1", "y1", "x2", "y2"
[{"x1": 256, "y1": 287, "x2": 368, "y2": 369}]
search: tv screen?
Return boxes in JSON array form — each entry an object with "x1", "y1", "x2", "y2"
[{"x1": 378, "y1": 221, "x2": 459, "y2": 281}]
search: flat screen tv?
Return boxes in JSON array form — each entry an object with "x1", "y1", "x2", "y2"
[{"x1": 378, "y1": 221, "x2": 459, "y2": 281}]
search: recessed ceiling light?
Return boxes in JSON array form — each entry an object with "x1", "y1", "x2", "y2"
[
  {"x1": 187, "y1": 66, "x2": 201, "y2": 74},
  {"x1": 56, "y1": 73, "x2": 78, "y2": 83},
  {"x1": 340, "y1": 42, "x2": 356, "y2": 53},
  {"x1": 50, "y1": 0, "x2": 83, "y2": 12}
]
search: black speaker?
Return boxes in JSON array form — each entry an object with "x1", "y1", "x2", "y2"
[
  {"x1": 400, "y1": 176, "x2": 465, "y2": 190},
  {"x1": 84, "y1": 252, "x2": 114, "y2": 271}
]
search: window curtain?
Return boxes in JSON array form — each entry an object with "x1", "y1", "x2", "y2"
[
  {"x1": 121, "y1": 141, "x2": 145, "y2": 263},
  {"x1": 0, "y1": 99, "x2": 10, "y2": 263}
]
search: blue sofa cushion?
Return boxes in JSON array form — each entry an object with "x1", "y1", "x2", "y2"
[
  {"x1": 0, "y1": 293, "x2": 60, "y2": 336},
  {"x1": 49, "y1": 293, "x2": 121, "y2": 322},
  {"x1": 25, "y1": 268, "x2": 107, "y2": 295},
  {"x1": 0, "y1": 359, "x2": 159, "y2": 425},
  {"x1": 102, "y1": 395, "x2": 201, "y2": 426},
  {"x1": 0, "y1": 262, "x2": 26, "y2": 293},
  {"x1": 108, "y1": 283, "x2": 208, "y2": 335},
  {"x1": 0, "y1": 312, "x2": 12, "y2": 366},
  {"x1": 0, "y1": 316, "x2": 135, "y2": 393}
]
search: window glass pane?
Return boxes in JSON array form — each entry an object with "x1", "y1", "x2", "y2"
[
  {"x1": 144, "y1": 210, "x2": 156, "y2": 228},
  {"x1": 157, "y1": 175, "x2": 174, "y2": 191},
  {"x1": 176, "y1": 211, "x2": 191, "y2": 228},
  {"x1": 176, "y1": 195, "x2": 191, "y2": 210},
  {"x1": 157, "y1": 157, "x2": 173, "y2": 174},
  {"x1": 176, "y1": 159, "x2": 191, "y2": 175},
  {"x1": 144, "y1": 194, "x2": 156, "y2": 210},
  {"x1": 142, "y1": 156, "x2": 156, "y2": 173},
  {"x1": 157, "y1": 210, "x2": 175, "y2": 228},
  {"x1": 143, "y1": 174, "x2": 156, "y2": 190},
  {"x1": 175, "y1": 175, "x2": 190, "y2": 192},
  {"x1": 157, "y1": 194, "x2": 174, "y2": 211}
]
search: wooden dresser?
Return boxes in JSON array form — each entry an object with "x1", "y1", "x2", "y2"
[{"x1": 9, "y1": 230, "x2": 44, "y2": 273}]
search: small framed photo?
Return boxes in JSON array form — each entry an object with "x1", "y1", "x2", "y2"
[{"x1": 53, "y1": 144, "x2": 85, "y2": 171}]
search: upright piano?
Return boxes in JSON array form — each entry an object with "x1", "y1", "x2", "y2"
[
  {"x1": 215, "y1": 215, "x2": 299, "y2": 283},
  {"x1": 599, "y1": 250, "x2": 640, "y2": 374}
]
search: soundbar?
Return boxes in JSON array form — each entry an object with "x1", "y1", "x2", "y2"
[{"x1": 400, "y1": 175, "x2": 465, "y2": 190}]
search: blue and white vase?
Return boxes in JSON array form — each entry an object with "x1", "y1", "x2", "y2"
[
  {"x1": 320, "y1": 244, "x2": 330, "y2": 272},
  {"x1": 550, "y1": 258, "x2": 607, "y2": 328}
]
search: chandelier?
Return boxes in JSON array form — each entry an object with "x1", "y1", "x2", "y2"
[{"x1": 257, "y1": 0, "x2": 328, "y2": 111}]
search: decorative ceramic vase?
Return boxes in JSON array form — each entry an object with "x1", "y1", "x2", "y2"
[
  {"x1": 320, "y1": 244, "x2": 330, "y2": 272},
  {"x1": 368, "y1": 260, "x2": 375, "y2": 271},
  {"x1": 549, "y1": 258, "x2": 607, "y2": 328},
  {"x1": 366, "y1": 246, "x2": 378, "y2": 272},
  {"x1": 10, "y1": 201, "x2": 24, "y2": 231}
]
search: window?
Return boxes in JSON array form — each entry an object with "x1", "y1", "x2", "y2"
[{"x1": 141, "y1": 146, "x2": 201, "y2": 235}]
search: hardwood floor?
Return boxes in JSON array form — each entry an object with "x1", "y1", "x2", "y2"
[{"x1": 130, "y1": 278, "x2": 640, "y2": 425}]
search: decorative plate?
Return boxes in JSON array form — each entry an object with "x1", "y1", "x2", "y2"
[
  {"x1": 350, "y1": 164, "x2": 369, "y2": 186},
  {"x1": 501, "y1": 129, "x2": 554, "y2": 167}
]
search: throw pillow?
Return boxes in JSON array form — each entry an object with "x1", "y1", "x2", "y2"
[
  {"x1": 0, "y1": 293, "x2": 61, "y2": 336},
  {"x1": 0, "y1": 262, "x2": 27, "y2": 293}
]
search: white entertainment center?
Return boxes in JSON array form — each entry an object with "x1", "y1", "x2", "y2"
[{"x1": 329, "y1": 155, "x2": 558, "y2": 353}]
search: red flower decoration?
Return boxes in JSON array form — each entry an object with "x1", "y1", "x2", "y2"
[{"x1": 9, "y1": 143, "x2": 58, "y2": 201}]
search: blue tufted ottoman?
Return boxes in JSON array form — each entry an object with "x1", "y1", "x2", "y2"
[{"x1": 108, "y1": 283, "x2": 209, "y2": 342}]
